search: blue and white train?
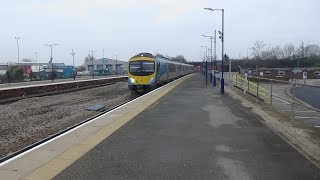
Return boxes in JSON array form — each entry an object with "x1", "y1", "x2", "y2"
[{"x1": 128, "y1": 53, "x2": 194, "y2": 93}]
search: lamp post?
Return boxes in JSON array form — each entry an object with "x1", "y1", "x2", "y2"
[
  {"x1": 35, "y1": 52, "x2": 40, "y2": 80},
  {"x1": 44, "y1": 43, "x2": 59, "y2": 82},
  {"x1": 14, "y1": 37, "x2": 20, "y2": 63},
  {"x1": 89, "y1": 50, "x2": 97, "y2": 79},
  {"x1": 201, "y1": 45, "x2": 208, "y2": 85},
  {"x1": 204, "y1": 8, "x2": 225, "y2": 94},
  {"x1": 201, "y1": 34, "x2": 216, "y2": 85},
  {"x1": 113, "y1": 54, "x2": 120, "y2": 76},
  {"x1": 70, "y1": 49, "x2": 76, "y2": 80},
  {"x1": 7, "y1": 63, "x2": 10, "y2": 85}
]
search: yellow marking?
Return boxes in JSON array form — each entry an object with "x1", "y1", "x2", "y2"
[
  {"x1": 129, "y1": 57, "x2": 154, "y2": 61},
  {"x1": 21, "y1": 74, "x2": 193, "y2": 180}
]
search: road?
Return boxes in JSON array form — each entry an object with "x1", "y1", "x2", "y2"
[
  {"x1": 54, "y1": 75, "x2": 320, "y2": 179},
  {"x1": 295, "y1": 86, "x2": 320, "y2": 109}
]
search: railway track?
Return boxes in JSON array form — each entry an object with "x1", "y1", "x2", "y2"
[
  {"x1": 0, "y1": 76, "x2": 127, "y2": 103},
  {"x1": 0, "y1": 95, "x2": 138, "y2": 164},
  {"x1": 0, "y1": 81, "x2": 136, "y2": 161}
]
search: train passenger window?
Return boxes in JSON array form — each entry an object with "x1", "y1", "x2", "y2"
[{"x1": 169, "y1": 64, "x2": 176, "y2": 72}]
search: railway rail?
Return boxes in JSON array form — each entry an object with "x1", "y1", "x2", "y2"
[
  {"x1": 0, "y1": 76, "x2": 127, "y2": 103},
  {"x1": 0, "y1": 80, "x2": 135, "y2": 161},
  {"x1": 0, "y1": 95, "x2": 137, "y2": 164}
]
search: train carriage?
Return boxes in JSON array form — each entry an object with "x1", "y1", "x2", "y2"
[{"x1": 128, "y1": 53, "x2": 194, "y2": 93}]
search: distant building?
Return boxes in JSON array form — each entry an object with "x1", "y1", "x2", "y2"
[
  {"x1": 17, "y1": 62, "x2": 73, "y2": 79},
  {"x1": 84, "y1": 58, "x2": 128, "y2": 75},
  {"x1": 242, "y1": 67, "x2": 320, "y2": 81},
  {"x1": 0, "y1": 64, "x2": 7, "y2": 76}
]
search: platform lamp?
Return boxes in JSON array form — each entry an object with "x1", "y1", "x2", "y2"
[
  {"x1": 204, "y1": 8, "x2": 225, "y2": 94},
  {"x1": 201, "y1": 45, "x2": 208, "y2": 85},
  {"x1": 44, "y1": 43, "x2": 59, "y2": 82},
  {"x1": 89, "y1": 50, "x2": 97, "y2": 79}
]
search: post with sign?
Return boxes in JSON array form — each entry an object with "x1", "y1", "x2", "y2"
[{"x1": 303, "y1": 71, "x2": 307, "y2": 85}]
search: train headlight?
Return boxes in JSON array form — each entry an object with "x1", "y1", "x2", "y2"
[
  {"x1": 128, "y1": 78, "x2": 135, "y2": 84},
  {"x1": 149, "y1": 78, "x2": 155, "y2": 84}
]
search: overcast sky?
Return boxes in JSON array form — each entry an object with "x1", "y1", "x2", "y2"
[{"x1": 0, "y1": 0, "x2": 319, "y2": 66}]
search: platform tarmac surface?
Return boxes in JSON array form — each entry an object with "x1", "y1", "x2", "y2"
[{"x1": 54, "y1": 75, "x2": 320, "y2": 180}]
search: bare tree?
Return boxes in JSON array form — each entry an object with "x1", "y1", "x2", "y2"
[
  {"x1": 271, "y1": 45, "x2": 284, "y2": 59},
  {"x1": 82, "y1": 54, "x2": 95, "y2": 66},
  {"x1": 295, "y1": 43, "x2": 305, "y2": 59},
  {"x1": 156, "y1": 53, "x2": 165, "y2": 58},
  {"x1": 261, "y1": 46, "x2": 273, "y2": 60},
  {"x1": 250, "y1": 41, "x2": 266, "y2": 59},
  {"x1": 172, "y1": 55, "x2": 187, "y2": 63},
  {"x1": 261, "y1": 45, "x2": 284, "y2": 60},
  {"x1": 282, "y1": 43, "x2": 295, "y2": 59},
  {"x1": 305, "y1": 44, "x2": 320, "y2": 57}
]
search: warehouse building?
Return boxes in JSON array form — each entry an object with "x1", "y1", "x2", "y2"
[{"x1": 84, "y1": 58, "x2": 128, "y2": 76}]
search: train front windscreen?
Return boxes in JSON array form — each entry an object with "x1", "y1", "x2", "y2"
[{"x1": 129, "y1": 61, "x2": 155, "y2": 76}]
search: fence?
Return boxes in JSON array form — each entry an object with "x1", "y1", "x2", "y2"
[{"x1": 231, "y1": 74, "x2": 320, "y2": 123}]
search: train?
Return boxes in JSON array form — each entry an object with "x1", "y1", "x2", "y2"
[{"x1": 128, "y1": 52, "x2": 194, "y2": 93}]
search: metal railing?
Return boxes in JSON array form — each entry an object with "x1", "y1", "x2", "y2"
[{"x1": 231, "y1": 74, "x2": 320, "y2": 121}]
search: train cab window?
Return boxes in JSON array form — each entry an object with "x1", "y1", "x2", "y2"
[
  {"x1": 142, "y1": 62, "x2": 155, "y2": 72},
  {"x1": 129, "y1": 62, "x2": 141, "y2": 73},
  {"x1": 129, "y1": 61, "x2": 155, "y2": 76}
]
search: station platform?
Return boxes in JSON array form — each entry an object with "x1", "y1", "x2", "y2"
[
  {"x1": 0, "y1": 75, "x2": 122, "y2": 91},
  {"x1": 53, "y1": 74, "x2": 319, "y2": 179},
  {"x1": 1, "y1": 74, "x2": 319, "y2": 179}
]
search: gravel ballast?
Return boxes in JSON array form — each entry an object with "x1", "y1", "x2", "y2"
[{"x1": 0, "y1": 82, "x2": 137, "y2": 159}]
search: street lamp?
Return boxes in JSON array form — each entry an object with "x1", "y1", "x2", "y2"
[
  {"x1": 70, "y1": 49, "x2": 76, "y2": 80},
  {"x1": 44, "y1": 43, "x2": 59, "y2": 82},
  {"x1": 35, "y1": 52, "x2": 40, "y2": 80},
  {"x1": 113, "y1": 54, "x2": 120, "y2": 76},
  {"x1": 14, "y1": 37, "x2": 20, "y2": 63},
  {"x1": 204, "y1": 7, "x2": 225, "y2": 94},
  {"x1": 201, "y1": 45, "x2": 208, "y2": 85},
  {"x1": 201, "y1": 34, "x2": 217, "y2": 86},
  {"x1": 89, "y1": 50, "x2": 97, "y2": 79}
]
